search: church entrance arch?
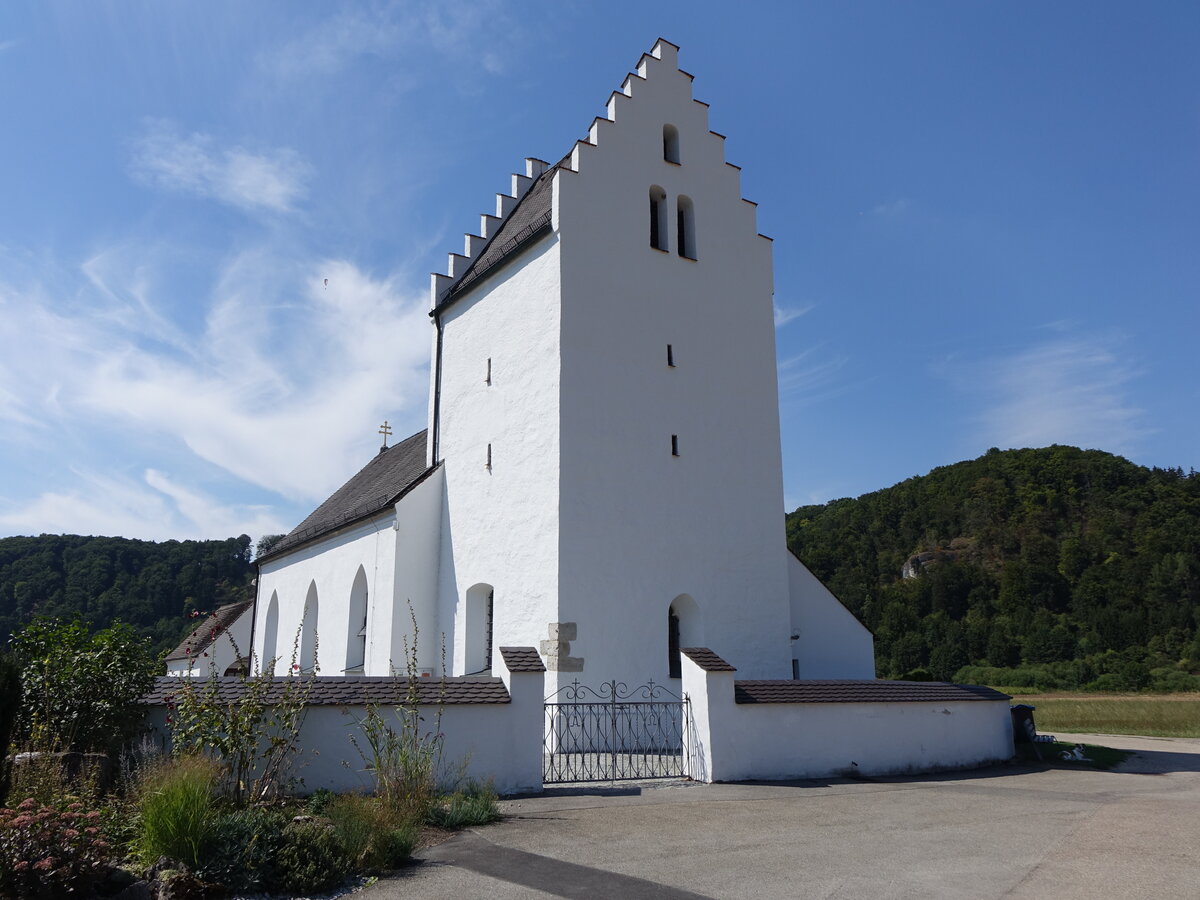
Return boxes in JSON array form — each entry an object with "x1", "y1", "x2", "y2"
[
  {"x1": 464, "y1": 583, "x2": 493, "y2": 675},
  {"x1": 668, "y1": 594, "x2": 702, "y2": 679}
]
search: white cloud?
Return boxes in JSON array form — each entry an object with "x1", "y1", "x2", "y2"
[
  {"x1": 256, "y1": 1, "x2": 519, "y2": 85},
  {"x1": 774, "y1": 302, "x2": 814, "y2": 328},
  {"x1": 869, "y1": 198, "x2": 910, "y2": 217},
  {"x1": 0, "y1": 468, "x2": 287, "y2": 541},
  {"x1": 0, "y1": 249, "x2": 432, "y2": 539},
  {"x1": 971, "y1": 331, "x2": 1146, "y2": 452},
  {"x1": 130, "y1": 120, "x2": 311, "y2": 214}
]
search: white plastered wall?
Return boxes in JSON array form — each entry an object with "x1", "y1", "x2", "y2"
[
  {"x1": 255, "y1": 515, "x2": 398, "y2": 676},
  {"x1": 389, "y1": 466, "x2": 444, "y2": 675},
  {"x1": 681, "y1": 654, "x2": 1014, "y2": 783},
  {"x1": 553, "y1": 40, "x2": 792, "y2": 687},
  {"x1": 788, "y1": 553, "x2": 876, "y2": 678},
  {"x1": 434, "y1": 236, "x2": 563, "y2": 676}
]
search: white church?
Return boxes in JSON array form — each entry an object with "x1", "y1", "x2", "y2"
[
  {"x1": 244, "y1": 38, "x2": 874, "y2": 691},
  {"x1": 159, "y1": 40, "x2": 1014, "y2": 790}
]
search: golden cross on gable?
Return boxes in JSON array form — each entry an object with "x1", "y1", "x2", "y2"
[{"x1": 378, "y1": 420, "x2": 393, "y2": 449}]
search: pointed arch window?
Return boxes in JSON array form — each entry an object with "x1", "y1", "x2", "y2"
[
  {"x1": 649, "y1": 186, "x2": 669, "y2": 251},
  {"x1": 663, "y1": 124, "x2": 681, "y2": 164}
]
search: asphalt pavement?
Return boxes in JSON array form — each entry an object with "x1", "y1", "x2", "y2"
[{"x1": 360, "y1": 732, "x2": 1200, "y2": 899}]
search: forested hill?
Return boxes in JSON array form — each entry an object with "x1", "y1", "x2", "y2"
[
  {"x1": 787, "y1": 446, "x2": 1200, "y2": 690},
  {"x1": 0, "y1": 534, "x2": 255, "y2": 653}
]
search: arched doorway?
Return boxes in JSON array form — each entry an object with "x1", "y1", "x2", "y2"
[
  {"x1": 668, "y1": 594, "x2": 702, "y2": 678},
  {"x1": 261, "y1": 591, "x2": 279, "y2": 674},
  {"x1": 464, "y1": 583, "x2": 494, "y2": 675}
]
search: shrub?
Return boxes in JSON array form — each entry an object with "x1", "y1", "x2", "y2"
[
  {"x1": 277, "y1": 821, "x2": 346, "y2": 894},
  {"x1": 305, "y1": 787, "x2": 335, "y2": 816},
  {"x1": 427, "y1": 781, "x2": 499, "y2": 829},
  {"x1": 196, "y1": 806, "x2": 288, "y2": 892},
  {"x1": 10, "y1": 619, "x2": 159, "y2": 755},
  {"x1": 326, "y1": 793, "x2": 419, "y2": 871},
  {"x1": 136, "y1": 756, "x2": 220, "y2": 869},
  {"x1": 0, "y1": 799, "x2": 113, "y2": 899},
  {"x1": 167, "y1": 634, "x2": 311, "y2": 806}
]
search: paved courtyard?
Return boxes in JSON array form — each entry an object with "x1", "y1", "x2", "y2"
[{"x1": 362, "y1": 732, "x2": 1200, "y2": 899}]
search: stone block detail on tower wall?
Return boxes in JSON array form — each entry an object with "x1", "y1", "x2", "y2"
[{"x1": 540, "y1": 622, "x2": 583, "y2": 672}]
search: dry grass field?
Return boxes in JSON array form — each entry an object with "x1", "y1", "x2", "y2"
[{"x1": 1014, "y1": 692, "x2": 1200, "y2": 738}]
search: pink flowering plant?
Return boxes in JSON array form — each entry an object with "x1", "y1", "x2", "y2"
[{"x1": 0, "y1": 799, "x2": 112, "y2": 898}]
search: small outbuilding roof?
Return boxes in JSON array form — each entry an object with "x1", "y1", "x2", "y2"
[
  {"x1": 144, "y1": 675, "x2": 510, "y2": 706},
  {"x1": 733, "y1": 680, "x2": 1011, "y2": 704},
  {"x1": 165, "y1": 599, "x2": 254, "y2": 663},
  {"x1": 261, "y1": 429, "x2": 434, "y2": 562}
]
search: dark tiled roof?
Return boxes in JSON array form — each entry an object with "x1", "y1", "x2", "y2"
[
  {"x1": 436, "y1": 161, "x2": 561, "y2": 309},
  {"x1": 733, "y1": 680, "x2": 1011, "y2": 705},
  {"x1": 262, "y1": 429, "x2": 433, "y2": 561},
  {"x1": 144, "y1": 675, "x2": 510, "y2": 706},
  {"x1": 499, "y1": 647, "x2": 546, "y2": 673},
  {"x1": 681, "y1": 648, "x2": 737, "y2": 672},
  {"x1": 165, "y1": 599, "x2": 254, "y2": 662}
]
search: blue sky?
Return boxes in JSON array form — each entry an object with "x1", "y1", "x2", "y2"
[{"x1": 1, "y1": 1, "x2": 1196, "y2": 542}]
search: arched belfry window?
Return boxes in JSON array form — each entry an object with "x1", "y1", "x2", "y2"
[
  {"x1": 677, "y1": 195, "x2": 696, "y2": 260},
  {"x1": 663, "y1": 124, "x2": 681, "y2": 164},
  {"x1": 649, "y1": 186, "x2": 669, "y2": 251}
]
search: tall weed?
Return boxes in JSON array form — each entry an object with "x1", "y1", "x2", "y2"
[{"x1": 136, "y1": 756, "x2": 220, "y2": 868}]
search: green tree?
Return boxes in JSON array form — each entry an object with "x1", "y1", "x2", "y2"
[{"x1": 10, "y1": 618, "x2": 160, "y2": 753}]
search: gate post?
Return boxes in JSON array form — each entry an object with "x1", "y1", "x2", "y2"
[
  {"x1": 679, "y1": 648, "x2": 737, "y2": 783},
  {"x1": 497, "y1": 647, "x2": 546, "y2": 793}
]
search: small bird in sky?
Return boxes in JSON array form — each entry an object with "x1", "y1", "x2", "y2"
[{"x1": 323, "y1": 278, "x2": 328, "y2": 289}]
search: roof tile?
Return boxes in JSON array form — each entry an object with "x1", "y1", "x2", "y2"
[
  {"x1": 734, "y1": 680, "x2": 1011, "y2": 704},
  {"x1": 144, "y1": 675, "x2": 510, "y2": 706},
  {"x1": 499, "y1": 647, "x2": 546, "y2": 673},
  {"x1": 681, "y1": 648, "x2": 737, "y2": 672}
]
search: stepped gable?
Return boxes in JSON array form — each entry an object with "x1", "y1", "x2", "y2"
[
  {"x1": 429, "y1": 39, "x2": 768, "y2": 309},
  {"x1": 144, "y1": 675, "x2": 510, "y2": 706},
  {"x1": 734, "y1": 680, "x2": 1011, "y2": 704},
  {"x1": 165, "y1": 599, "x2": 253, "y2": 663},
  {"x1": 262, "y1": 429, "x2": 434, "y2": 562}
]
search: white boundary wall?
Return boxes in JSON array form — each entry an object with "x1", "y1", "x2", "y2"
[
  {"x1": 145, "y1": 651, "x2": 544, "y2": 797},
  {"x1": 682, "y1": 653, "x2": 1013, "y2": 783}
]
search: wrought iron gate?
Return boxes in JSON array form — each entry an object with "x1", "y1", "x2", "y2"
[{"x1": 543, "y1": 680, "x2": 688, "y2": 783}]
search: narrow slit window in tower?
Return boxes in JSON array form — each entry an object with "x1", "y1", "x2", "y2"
[
  {"x1": 485, "y1": 357, "x2": 491, "y2": 385},
  {"x1": 486, "y1": 443, "x2": 492, "y2": 470},
  {"x1": 671, "y1": 434, "x2": 679, "y2": 456},
  {"x1": 667, "y1": 344, "x2": 675, "y2": 367}
]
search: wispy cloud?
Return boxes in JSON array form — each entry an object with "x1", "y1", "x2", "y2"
[
  {"x1": 0, "y1": 248, "x2": 431, "y2": 539},
  {"x1": 0, "y1": 39, "x2": 18, "y2": 55},
  {"x1": 256, "y1": 2, "x2": 521, "y2": 86},
  {"x1": 868, "y1": 198, "x2": 910, "y2": 217},
  {"x1": 777, "y1": 345, "x2": 852, "y2": 404},
  {"x1": 0, "y1": 468, "x2": 287, "y2": 541},
  {"x1": 130, "y1": 119, "x2": 311, "y2": 214},
  {"x1": 774, "y1": 302, "x2": 815, "y2": 329},
  {"x1": 968, "y1": 330, "x2": 1147, "y2": 452}
]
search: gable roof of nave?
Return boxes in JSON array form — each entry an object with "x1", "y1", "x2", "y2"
[{"x1": 260, "y1": 428, "x2": 433, "y2": 563}]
